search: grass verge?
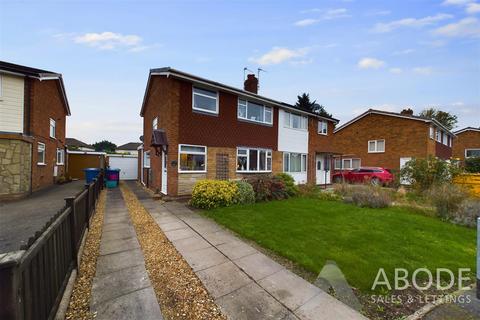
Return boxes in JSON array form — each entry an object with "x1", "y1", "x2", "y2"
[
  {"x1": 65, "y1": 190, "x2": 106, "y2": 320},
  {"x1": 120, "y1": 183, "x2": 225, "y2": 320}
]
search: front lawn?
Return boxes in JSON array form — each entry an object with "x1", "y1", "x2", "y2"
[{"x1": 203, "y1": 197, "x2": 475, "y2": 293}]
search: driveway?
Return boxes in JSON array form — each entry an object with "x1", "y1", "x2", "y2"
[{"x1": 0, "y1": 180, "x2": 86, "y2": 253}]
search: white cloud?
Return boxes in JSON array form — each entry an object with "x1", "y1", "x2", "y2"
[
  {"x1": 442, "y1": 0, "x2": 473, "y2": 5},
  {"x1": 249, "y1": 47, "x2": 310, "y2": 65},
  {"x1": 389, "y1": 68, "x2": 403, "y2": 74},
  {"x1": 434, "y1": 17, "x2": 480, "y2": 37},
  {"x1": 466, "y1": 2, "x2": 480, "y2": 13},
  {"x1": 413, "y1": 67, "x2": 433, "y2": 75},
  {"x1": 357, "y1": 57, "x2": 385, "y2": 69},
  {"x1": 372, "y1": 13, "x2": 453, "y2": 33},
  {"x1": 294, "y1": 19, "x2": 319, "y2": 26},
  {"x1": 295, "y1": 8, "x2": 350, "y2": 26},
  {"x1": 451, "y1": 101, "x2": 465, "y2": 106},
  {"x1": 323, "y1": 8, "x2": 351, "y2": 20},
  {"x1": 73, "y1": 31, "x2": 150, "y2": 51},
  {"x1": 393, "y1": 48, "x2": 415, "y2": 55}
]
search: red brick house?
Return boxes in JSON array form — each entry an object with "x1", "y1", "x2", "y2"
[
  {"x1": 139, "y1": 68, "x2": 338, "y2": 197},
  {"x1": 453, "y1": 127, "x2": 480, "y2": 161},
  {"x1": 333, "y1": 109, "x2": 455, "y2": 173},
  {"x1": 0, "y1": 61, "x2": 70, "y2": 198}
]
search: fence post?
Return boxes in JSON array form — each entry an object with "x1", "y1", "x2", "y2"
[
  {"x1": 65, "y1": 197, "x2": 78, "y2": 269},
  {"x1": 0, "y1": 251, "x2": 25, "y2": 320},
  {"x1": 85, "y1": 182, "x2": 91, "y2": 228}
]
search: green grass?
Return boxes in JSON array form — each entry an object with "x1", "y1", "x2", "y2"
[{"x1": 203, "y1": 197, "x2": 475, "y2": 293}]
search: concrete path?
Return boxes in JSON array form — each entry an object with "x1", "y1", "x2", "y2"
[
  {"x1": 90, "y1": 188, "x2": 163, "y2": 320},
  {"x1": 0, "y1": 180, "x2": 85, "y2": 253},
  {"x1": 126, "y1": 181, "x2": 367, "y2": 320}
]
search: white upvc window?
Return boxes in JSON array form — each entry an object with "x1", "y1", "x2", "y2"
[
  {"x1": 237, "y1": 147, "x2": 272, "y2": 172},
  {"x1": 192, "y1": 87, "x2": 218, "y2": 114},
  {"x1": 334, "y1": 158, "x2": 361, "y2": 170},
  {"x1": 283, "y1": 152, "x2": 307, "y2": 173},
  {"x1": 368, "y1": 139, "x2": 385, "y2": 153},
  {"x1": 237, "y1": 99, "x2": 272, "y2": 125},
  {"x1": 429, "y1": 126, "x2": 435, "y2": 139},
  {"x1": 56, "y1": 148, "x2": 64, "y2": 165},
  {"x1": 49, "y1": 118, "x2": 56, "y2": 138},
  {"x1": 38, "y1": 143, "x2": 46, "y2": 165},
  {"x1": 144, "y1": 151, "x2": 151, "y2": 168},
  {"x1": 318, "y1": 120, "x2": 328, "y2": 135},
  {"x1": 179, "y1": 144, "x2": 207, "y2": 172},
  {"x1": 442, "y1": 132, "x2": 448, "y2": 145},
  {"x1": 284, "y1": 111, "x2": 308, "y2": 130},
  {"x1": 436, "y1": 129, "x2": 442, "y2": 142},
  {"x1": 448, "y1": 136, "x2": 452, "y2": 147},
  {"x1": 152, "y1": 117, "x2": 158, "y2": 130},
  {"x1": 466, "y1": 149, "x2": 480, "y2": 158}
]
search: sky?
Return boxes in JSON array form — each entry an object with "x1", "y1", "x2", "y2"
[{"x1": 1, "y1": 0, "x2": 479, "y2": 145}]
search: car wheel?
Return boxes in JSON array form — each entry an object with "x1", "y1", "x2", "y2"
[{"x1": 371, "y1": 177, "x2": 380, "y2": 186}]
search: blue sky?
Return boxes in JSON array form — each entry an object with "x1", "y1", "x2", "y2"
[{"x1": 1, "y1": 0, "x2": 479, "y2": 145}]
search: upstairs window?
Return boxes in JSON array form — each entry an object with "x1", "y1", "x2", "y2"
[
  {"x1": 442, "y1": 132, "x2": 448, "y2": 145},
  {"x1": 237, "y1": 99, "x2": 272, "y2": 125},
  {"x1": 368, "y1": 139, "x2": 385, "y2": 153},
  {"x1": 152, "y1": 117, "x2": 158, "y2": 130},
  {"x1": 179, "y1": 144, "x2": 207, "y2": 172},
  {"x1": 237, "y1": 147, "x2": 272, "y2": 172},
  {"x1": 144, "y1": 151, "x2": 151, "y2": 168},
  {"x1": 429, "y1": 126, "x2": 434, "y2": 139},
  {"x1": 38, "y1": 143, "x2": 46, "y2": 165},
  {"x1": 56, "y1": 148, "x2": 64, "y2": 165},
  {"x1": 284, "y1": 111, "x2": 307, "y2": 130},
  {"x1": 436, "y1": 130, "x2": 442, "y2": 142},
  {"x1": 193, "y1": 87, "x2": 218, "y2": 114},
  {"x1": 49, "y1": 118, "x2": 56, "y2": 138},
  {"x1": 318, "y1": 120, "x2": 328, "y2": 135}
]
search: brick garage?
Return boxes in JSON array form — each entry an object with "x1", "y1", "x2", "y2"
[{"x1": 453, "y1": 128, "x2": 480, "y2": 161}]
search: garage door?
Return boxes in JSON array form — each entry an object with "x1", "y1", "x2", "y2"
[{"x1": 108, "y1": 156, "x2": 138, "y2": 180}]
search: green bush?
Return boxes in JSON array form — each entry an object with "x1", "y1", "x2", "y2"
[
  {"x1": 427, "y1": 184, "x2": 469, "y2": 219},
  {"x1": 275, "y1": 173, "x2": 299, "y2": 196},
  {"x1": 233, "y1": 180, "x2": 255, "y2": 205},
  {"x1": 465, "y1": 157, "x2": 480, "y2": 173},
  {"x1": 316, "y1": 190, "x2": 342, "y2": 201},
  {"x1": 247, "y1": 175, "x2": 289, "y2": 202},
  {"x1": 400, "y1": 156, "x2": 462, "y2": 191},
  {"x1": 190, "y1": 180, "x2": 238, "y2": 209}
]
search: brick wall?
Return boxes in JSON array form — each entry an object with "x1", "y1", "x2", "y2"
[
  {"x1": 453, "y1": 130, "x2": 480, "y2": 160},
  {"x1": 333, "y1": 113, "x2": 432, "y2": 171},
  {"x1": 308, "y1": 117, "x2": 336, "y2": 184},
  {"x1": 28, "y1": 79, "x2": 68, "y2": 191}
]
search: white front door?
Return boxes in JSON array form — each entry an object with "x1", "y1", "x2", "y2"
[
  {"x1": 316, "y1": 154, "x2": 331, "y2": 185},
  {"x1": 400, "y1": 157, "x2": 412, "y2": 185},
  {"x1": 161, "y1": 151, "x2": 167, "y2": 194}
]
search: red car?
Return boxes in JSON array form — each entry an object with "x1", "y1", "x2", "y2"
[{"x1": 332, "y1": 167, "x2": 394, "y2": 186}]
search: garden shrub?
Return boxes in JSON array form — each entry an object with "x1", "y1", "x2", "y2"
[
  {"x1": 333, "y1": 182, "x2": 353, "y2": 197},
  {"x1": 247, "y1": 175, "x2": 289, "y2": 202},
  {"x1": 453, "y1": 200, "x2": 480, "y2": 227},
  {"x1": 275, "y1": 173, "x2": 299, "y2": 196},
  {"x1": 344, "y1": 185, "x2": 392, "y2": 208},
  {"x1": 297, "y1": 184, "x2": 320, "y2": 197},
  {"x1": 400, "y1": 156, "x2": 462, "y2": 191},
  {"x1": 316, "y1": 190, "x2": 342, "y2": 201},
  {"x1": 465, "y1": 157, "x2": 480, "y2": 173},
  {"x1": 233, "y1": 180, "x2": 255, "y2": 205},
  {"x1": 426, "y1": 184, "x2": 469, "y2": 219},
  {"x1": 191, "y1": 180, "x2": 238, "y2": 209}
]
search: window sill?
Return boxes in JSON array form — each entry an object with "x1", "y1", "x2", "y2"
[
  {"x1": 37, "y1": 163, "x2": 46, "y2": 166},
  {"x1": 56, "y1": 163, "x2": 64, "y2": 166},
  {"x1": 237, "y1": 117, "x2": 273, "y2": 127},
  {"x1": 178, "y1": 170, "x2": 206, "y2": 174},
  {"x1": 317, "y1": 132, "x2": 328, "y2": 136},
  {"x1": 368, "y1": 151, "x2": 385, "y2": 154},
  {"x1": 236, "y1": 170, "x2": 272, "y2": 174},
  {"x1": 192, "y1": 108, "x2": 219, "y2": 116}
]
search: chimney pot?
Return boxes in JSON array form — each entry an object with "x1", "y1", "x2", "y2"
[{"x1": 244, "y1": 74, "x2": 258, "y2": 94}]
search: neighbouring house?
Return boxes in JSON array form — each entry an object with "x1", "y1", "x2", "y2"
[
  {"x1": 66, "y1": 150, "x2": 107, "y2": 179},
  {"x1": 333, "y1": 109, "x2": 455, "y2": 173},
  {"x1": 66, "y1": 137, "x2": 94, "y2": 151},
  {"x1": 0, "y1": 61, "x2": 70, "y2": 198},
  {"x1": 139, "y1": 67, "x2": 338, "y2": 197},
  {"x1": 116, "y1": 142, "x2": 142, "y2": 155},
  {"x1": 453, "y1": 127, "x2": 480, "y2": 161}
]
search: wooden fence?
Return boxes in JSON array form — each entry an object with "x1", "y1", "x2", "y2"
[
  {"x1": 0, "y1": 174, "x2": 104, "y2": 320},
  {"x1": 454, "y1": 173, "x2": 480, "y2": 197}
]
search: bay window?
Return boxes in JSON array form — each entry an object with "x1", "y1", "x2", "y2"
[
  {"x1": 237, "y1": 147, "x2": 272, "y2": 172},
  {"x1": 179, "y1": 144, "x2": 207, "y2": 172},
  {"x1": 283, "y1": 152, "x2": 307, "y2": 173},
  {"x1": 193, "y1": 87, "x2": 218, "y2": 114},
  {"x1": 284, "y1": 111, "x2": 307, "y2": 130},
  {"x1": 237, "y1": 99, "x2": 272, "y2": 125}
]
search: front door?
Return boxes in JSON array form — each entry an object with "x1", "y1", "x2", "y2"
[
  {"x1": 161, "y1": 151, "x2": 167, "y2": 194},
  {"x1": 316, "y1": 154, "x2": 331, "y2": 185}
]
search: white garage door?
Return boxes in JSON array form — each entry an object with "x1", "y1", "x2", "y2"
[{"x1": 108, "y1": 156, "x2": 138, "y2": 180}]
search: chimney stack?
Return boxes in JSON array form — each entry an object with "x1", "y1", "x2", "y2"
[
  {"x1": 400, "y1": 108, "x2": 414, "y2": 116},
  {"x1": 244, "y1": 74, "x2": 258, "y2": 94}
]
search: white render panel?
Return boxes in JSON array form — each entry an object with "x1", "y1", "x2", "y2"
[
  {"x1": 0, "y1": 74, "x2": 24, "y2": 133},
  {"x1": 278, "y1": 109, "x2": 308, "y2": 153}
]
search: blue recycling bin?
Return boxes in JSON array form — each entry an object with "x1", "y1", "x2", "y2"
[{"x1": 83, "y1": 168, "x2": 101, "y2": 184}]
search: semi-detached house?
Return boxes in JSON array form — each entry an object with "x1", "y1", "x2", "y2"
[{"x1": 139, "y1": 68, "x2": 338, "y2": 197}]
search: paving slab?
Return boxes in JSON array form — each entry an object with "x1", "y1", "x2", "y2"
[
  {"x1": 217, "y1": 282, "x2": 290, "y2": 319},
  {"x1": 196, "y1": 261, "x2": 252, "y2": 298},
  {"x1": 91, "y1": 265, "x2": 151, "y2": 307},
  {"x1": 202, "y1": 229, "x2": 238, "y2": 246},
  {"x1": 158, "y1": 220, "x2": 188, "y2": 231},
  {"x1": 172, "y1": 235, "x2": 212, "y2": 253},
  {"x1": 93, "y1": 287, "x2": 163, "y2": 320},
  {"x1": 295, "y1": 291, "x2": 368, "y2": 320},
  {"x1": 259, "y1": 269, "x2": 322, "y2": 310},
  {"x1": 101, "y1": 227, "x2": 137, "y2": 242},
  {"x1": 102, "y1": 222, "x2": 132, "y2": 232},
  {"x1": 96, "y1": 248, "x2": 145, "y2": 276},
  {"x1": 216, "y1": 239, "x2": 257, "y2": 260},
  {"x1": 235, "y1": 252, "x2": 284, "y2": 281},
  {"x1": 100, "y1": 237, "x2": 140, "y2": 256},
  {"x1": 182, "y1": 246, "x2": 228, "y2": 271},
  {"x1": 164, "y1": 227, "x2": 197, "y2": 241}
]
